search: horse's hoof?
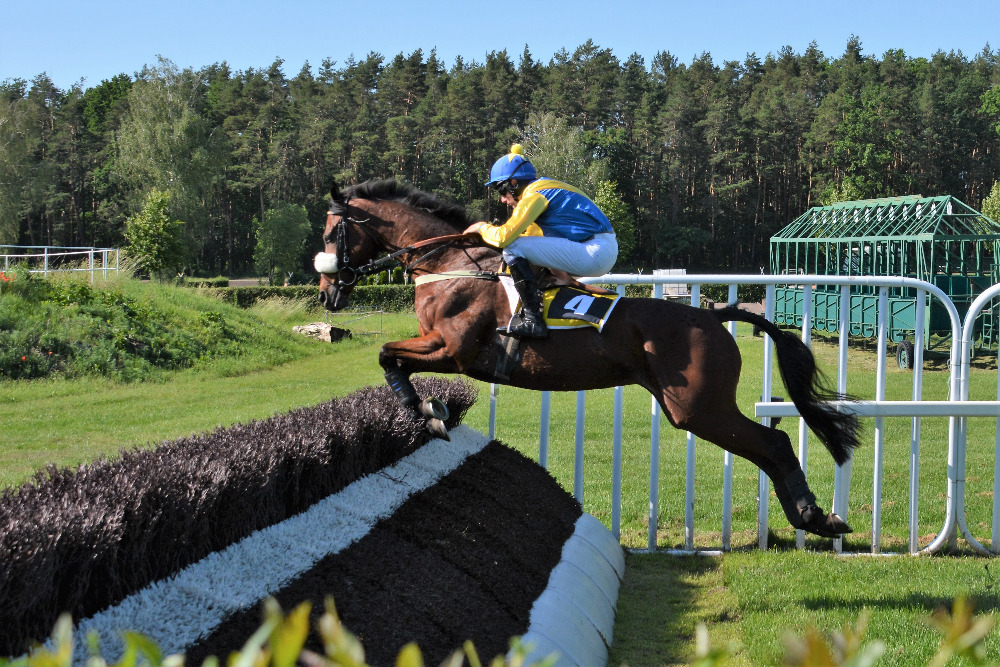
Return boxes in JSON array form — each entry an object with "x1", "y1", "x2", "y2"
[
  {"x1": 801, "y1": 506, "x2": 852, "y2": 538},
  {"x1": 418, "y1": 397, "x2": 450, "y2": 421},
  {"x1": 426, "y1": 418, "x2": 450, "y2": 441},
  {"x1": 827, "y1": 512, "x2": 852, "y2": 534}
]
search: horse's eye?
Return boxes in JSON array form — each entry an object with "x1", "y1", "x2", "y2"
[{"x1": 323, "y1": 233, "x2": 335, "y2": 245}]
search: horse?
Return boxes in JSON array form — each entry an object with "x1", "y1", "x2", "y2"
[{"x1": 314, "y1": 179, "x2": 860, "y2": 539}]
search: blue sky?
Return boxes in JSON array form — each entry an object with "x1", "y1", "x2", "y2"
[{"x1": 3, "y1": 0, "x2": 999, "y2": 90}]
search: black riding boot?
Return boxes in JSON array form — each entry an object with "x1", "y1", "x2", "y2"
[{"x1": 498, "y1": 258, "x2": 548, "y2": 339}]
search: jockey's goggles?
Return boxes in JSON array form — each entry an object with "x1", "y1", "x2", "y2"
[{"x1": 492, "y1": 180, "x2": 515, "y2": 196}]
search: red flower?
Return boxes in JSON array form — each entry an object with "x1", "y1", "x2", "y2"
[{"x1": 21, "y1": 356, "x2": 26, "y2": 361}]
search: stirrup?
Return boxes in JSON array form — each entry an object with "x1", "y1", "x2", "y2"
[{"x1": 497, "y1": 313, "x2": 548, "y2": 340}]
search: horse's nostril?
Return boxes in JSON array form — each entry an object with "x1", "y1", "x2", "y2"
[{"x1": 318, "y1": 290, "x2": 328, "y2": 305}]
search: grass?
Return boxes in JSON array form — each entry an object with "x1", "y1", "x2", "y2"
[
  {"x1": 2, "y1": 280, "x2": 999, "y2": 665},
  {"x1": 0, "y1": 298, "x2": 422, "y2": 487}
]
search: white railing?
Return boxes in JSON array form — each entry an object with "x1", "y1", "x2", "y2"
[
  {"x1": 1, "y1": 245, "x2": 120, "y2": 282},
  {"x1": 487, "y1": 274, "x2": 1000, "y2": 556}
]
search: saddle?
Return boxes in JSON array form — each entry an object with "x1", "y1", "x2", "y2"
[{"x1": 537, "y1": 268, "x2": 618, "y2": 296}]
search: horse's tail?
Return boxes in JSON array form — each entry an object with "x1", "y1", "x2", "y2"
[{"x1": 711, "y1": 306, "x2": 860, "y2": 465}]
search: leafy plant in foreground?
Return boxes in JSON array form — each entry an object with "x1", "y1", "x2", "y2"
[
  {"x1": 0, "y1": 597, "x2": 554, "y2": 667},
  {"x1": 3, "y1": 596, "x2": 994, "y2": 667},
  {"x1": 780, "y1": 597, "x2": 997, "y2": 667}
]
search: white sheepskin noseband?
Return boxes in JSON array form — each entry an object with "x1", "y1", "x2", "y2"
[{"x1": 313, "y1": 252, "x2": 339, "y2": 275}]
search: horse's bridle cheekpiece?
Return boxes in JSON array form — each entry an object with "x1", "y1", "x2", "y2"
[{"x1": 314, "y1": 198, "x2": 385, "y2": 287}]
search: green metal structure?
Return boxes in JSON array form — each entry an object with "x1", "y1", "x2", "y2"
[{"x1": 769, "y1": 195, "x2": 1000, "y2": 367}]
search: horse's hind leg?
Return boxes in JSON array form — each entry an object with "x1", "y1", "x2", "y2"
[
  {"x1": 682, "y1": 406, "x2": 851, "y2": 538},
  {"x1": 642, "y1": 314, "x2": 851, "y2": 539}
]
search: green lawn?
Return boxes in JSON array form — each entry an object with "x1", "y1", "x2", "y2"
[{"x1": 2, "y1": 304, "x2": 999, "y2": 665}]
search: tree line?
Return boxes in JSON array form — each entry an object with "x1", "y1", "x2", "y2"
[{"x1": 2, "y1": 37, "x2": 1000, "y2": 278}]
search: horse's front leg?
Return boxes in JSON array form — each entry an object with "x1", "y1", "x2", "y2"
[{"x1": 379, "y1": 332, "x2": 464, "y2": 439}]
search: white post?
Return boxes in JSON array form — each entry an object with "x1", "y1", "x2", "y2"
[
  {"x1": 539, "y1": 391, "x2": 551, "y2": 469},
  {"x1": 993, "y1": 359, "x2": 1000, "y2": 554},
  {"x1": 834, "y1": 284, "x2": 853, "y2": 553},
  {"x1": 909, "y1": 291, "x2": 927, "y2": 553},
  {"x1": 575, "y1": 391, "x2": 586, "y2": 503},
  {"x1": 648, "y1": 282, "x2": 664, "y2": 550},
  {"x1": 758, "y1": 284, "x2": 776, "y2": 550},
  {"x1": 796, "y1": 284, "x2": 812, "y2": 549},
  {"x1": 488, "y1": 383, "x2": 498, "y2": 440},
  {"x1": 871, "y1": 287, "x2": 889, "y2": 553},
  {"x1": 611, "y1": 284, "x2": 626, "y2": 540},
  {"x1": 684, "y1": 283, "x2": 701, "y2": 550},
  {"x1": 722, "y1": 283, "x2": 738, "y2": 551}
]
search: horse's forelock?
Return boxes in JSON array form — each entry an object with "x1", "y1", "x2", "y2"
[{"x1": 328, "y1": 198, "x2": 347, "y2": 216}]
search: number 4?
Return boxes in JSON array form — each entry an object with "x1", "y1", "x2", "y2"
[{"x1": 564, "y1": 294, "x2": 595, "y2": 315}]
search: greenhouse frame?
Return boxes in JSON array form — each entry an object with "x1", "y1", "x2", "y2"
[{"x1": 769, "y1": 195, "x2": 1000, "y2": 367}]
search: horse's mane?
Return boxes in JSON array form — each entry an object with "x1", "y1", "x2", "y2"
[{"x1": 338, "y1": 179, "x2": 471, "y2": 230}]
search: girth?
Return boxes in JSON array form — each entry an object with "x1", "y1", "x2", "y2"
[{"x1": 412, "y1": 270, "x2": 500, "y2": 285}]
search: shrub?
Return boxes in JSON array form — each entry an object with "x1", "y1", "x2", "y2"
[
  {"x1": 124, "y1": 189, "x2": 186, "y2": 280},
  {"x1": 208, "y1": 285, "x2": 415, "y2": 312},
  {"x1": 0, "y1": 276, "x2": 313, "y2": 382},
  {"x1": 8, "y1": 594, "x2": 995, "y2": 667},
  {"x1": 182, "y1": 276, "x2": 230, "y2": 288},
  {"x1": 593, "y1": 282, "x2": 766, "y2": 304}
]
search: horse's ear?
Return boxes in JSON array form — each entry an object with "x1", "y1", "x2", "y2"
[{"x1": 330, "y1": 180, "x2": 342, "y2": 203}]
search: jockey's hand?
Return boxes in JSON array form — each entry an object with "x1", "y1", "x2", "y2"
[{"x1": 462, "y1": 222, "x2": 487, "y2": 236}]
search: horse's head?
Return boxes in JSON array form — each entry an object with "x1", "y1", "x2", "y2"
[
  {"x1": 315, "y1": 181, "x2": 381, "y2": 311},
  {"x1": 316, "y1": 178, "x2": 478, "y2": 310}
]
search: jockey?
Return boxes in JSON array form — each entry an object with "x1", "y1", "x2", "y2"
[{"x1": 463, "y1": 144, "x2": 618, "y2": 339}]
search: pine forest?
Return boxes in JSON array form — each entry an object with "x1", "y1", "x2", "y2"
[{"x1": 3, "y1": 38, "x2": 1000, "y2": 277}]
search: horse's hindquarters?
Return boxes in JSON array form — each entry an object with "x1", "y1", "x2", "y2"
[{"x1": 500, "y1": 298, "x2": 740, "y2": 395}]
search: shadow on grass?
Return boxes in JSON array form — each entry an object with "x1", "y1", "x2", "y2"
[
  {"x1": 800, "y1": 589, "x2": 1000, "y2": 615},
  {"x1": 609, "y1": 553, "x2": 733, "y2": 666}
]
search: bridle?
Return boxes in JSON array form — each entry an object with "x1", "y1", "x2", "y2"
[
  {"x1": 318, "y1": 198, "x2": 476, "y2": 287},
  {"x1": 323, "y1": 201, "x2": 384, "y2": 286}
]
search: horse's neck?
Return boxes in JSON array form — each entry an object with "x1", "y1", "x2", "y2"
[
  {"x1": 368, "y1": 202, "x2": 500, "y2": 273},
  {"x1": 366, "y1": 202, "x2": 450, "y2": 248}
]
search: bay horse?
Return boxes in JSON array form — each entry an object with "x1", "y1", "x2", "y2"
[{"x1": 315, "y1": 179, "x2": 860, "y2": 539}]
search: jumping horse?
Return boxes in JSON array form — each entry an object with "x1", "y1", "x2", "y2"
[{"x1": 315, "y1": 179, "x2": 860, "y2": 538}]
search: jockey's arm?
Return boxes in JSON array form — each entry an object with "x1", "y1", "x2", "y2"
[{"x1": 470, "y1": 192, "x2": 548, "y2": 249}]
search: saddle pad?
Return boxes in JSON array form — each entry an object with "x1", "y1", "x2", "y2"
[
  {"x1": 500, "y1": 279, "x2": 621, "y2": 332},
  {"x1": 543, "y1": 286, "x2": 621, "y2": 332}
]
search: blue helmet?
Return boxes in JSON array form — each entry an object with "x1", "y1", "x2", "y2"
[{"x1": 485, "y1": 144, "x2": 537, "y2": 186}]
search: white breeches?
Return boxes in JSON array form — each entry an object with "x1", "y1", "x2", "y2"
[{"x1": 501, "y1": 233, "x2": 618, "y2": 277}]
